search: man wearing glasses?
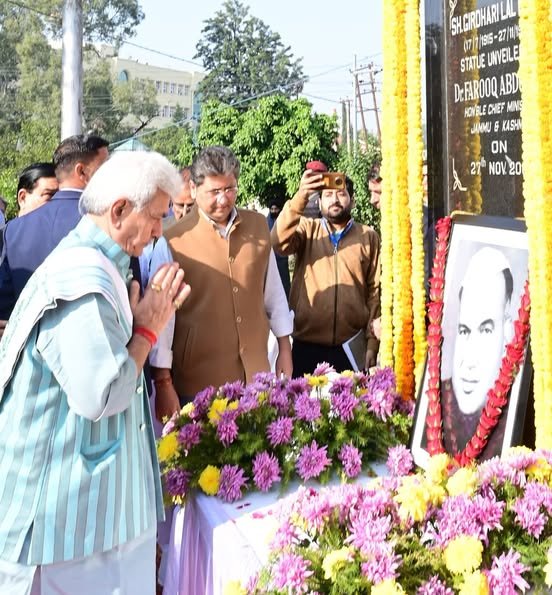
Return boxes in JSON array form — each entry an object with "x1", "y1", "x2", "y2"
[{"x1": 149, "y1": 145, "x2": 293, "y2": 413}]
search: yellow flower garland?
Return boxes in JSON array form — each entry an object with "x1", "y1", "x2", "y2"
[
  {"x1": 518, "y1": 0, "x2": 552, "y2": 447},
  {"x1": 406, "y1": 0, "x2": 427, "y2": 389},
  {"x1": 381, "y1": 0, "x2": 427, "y2": 400}
]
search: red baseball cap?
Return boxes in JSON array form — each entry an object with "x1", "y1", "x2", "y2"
[{"x1": 305, "y1": 160, "x2": 328, "y2": 172}]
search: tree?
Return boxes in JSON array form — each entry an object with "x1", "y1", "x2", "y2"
[
  {"x1": 147, "y1": 121, "x2": 195, "y2": 167},
  {"x1": 337, "y1": 135, "x2": 381, "y2": 230},
  {"x1": 112, "y1": 77, "x2": 159, "y2": 135},
  {"x1": 197, "y1": 96, "x2": 338, "y2": 206},
  {"x1": 194, "y1": 0, "x2": 304, "y2": 106}
]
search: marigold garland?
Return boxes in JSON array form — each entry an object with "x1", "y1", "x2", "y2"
[
  {"x1": 380, "y1": 0, "x2": 425, "y2": 401},
  {"x1": 518, "y1": 0, "x2": 552, "y2": 448},
  {"x1": 425, "y1": 217, "x2": 531, "y2": 466}
]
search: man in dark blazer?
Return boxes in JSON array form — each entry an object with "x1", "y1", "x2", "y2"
[{"x1": 0, "y1": 134, "x2": 109, "y2": 322}]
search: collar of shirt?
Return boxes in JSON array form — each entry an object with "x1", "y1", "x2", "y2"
[
  {"x1": 75, "y1": 216, "x2": 131, "y2": 281},
  {"x1": 321, "y1": 217, "x2": 354, "y2": 249},
  {"x1": 198, "y1": 206, "x2": 238, "y2": 239}
]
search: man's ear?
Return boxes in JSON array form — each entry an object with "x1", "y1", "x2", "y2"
[
  {"x1": 75, "y1": 162, "x2": 86, "y2": 181},
  {"x1": 110, "y1": 198, "x2": 128, "y2": 227},
  {"x1": 502, "y1": 312, "x2": 514, "y2": 350},
  {"x1": 17, "y1": 189, "x2": 27, "y2": 210},
  {"x1": 189, "y1": 181, "x2": 197, "y2": 199}
]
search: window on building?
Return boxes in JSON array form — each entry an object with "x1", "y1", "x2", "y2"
[
  {"x1": 155, "y1": 80, "x2": 161, "y2": 92},
  {"x1": 163, "y1": 81, "x2": 169, "y2": 94},
  {"x1": 184, "y1": 85, "x2": 190, "y2": 96},
  {"x1": 177, "y1": 84, "x2": 184, "y2": 96},
  {"x1": 118, "y1": 70, "x2": 129, "y2": 82},
  {"x1": 170, "y1": 83, "x2": 176, "y2": 94},
  {"x1": 183, "y1": 108, "x2": 190, "y2": 119},
  {"x1": 158, "y1": 106, "x2": 164, "y2": 118},
  {"x1": 169, "y1": 106, "x2": 176, "y2": 118}
]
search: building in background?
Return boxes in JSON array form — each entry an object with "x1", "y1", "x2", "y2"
[{"x1": 100, "y1": 45, "x2": 204, "y2": 128}]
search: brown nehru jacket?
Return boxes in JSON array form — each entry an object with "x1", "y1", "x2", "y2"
[{"x1": 165, "y1": 207, "x2": 271, "y2": 397}]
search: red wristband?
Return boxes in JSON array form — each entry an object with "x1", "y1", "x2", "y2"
[{"x1": 134, "y1": 326, "x2": 158, "y2": 347}]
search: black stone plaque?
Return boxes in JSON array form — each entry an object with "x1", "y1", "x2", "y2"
[{"x1": 426, "y1": 0, "x2": 523, "y2": 218}]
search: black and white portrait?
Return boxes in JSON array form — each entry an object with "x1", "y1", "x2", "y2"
[{"x1": 411, "y1": 216, "x2": 531, "y2": 468}]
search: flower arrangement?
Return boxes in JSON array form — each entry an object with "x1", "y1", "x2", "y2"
[
  {"x1": 158, "y1": 365, "x2": 412, "y2": 504},
  {"x1": 244, "y1": 447, "x2": 552, "y2": 594}
]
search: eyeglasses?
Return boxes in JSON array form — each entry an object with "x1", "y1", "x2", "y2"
[{"x1": 203, "y1": 186, "x2": 239, "y2": 199}]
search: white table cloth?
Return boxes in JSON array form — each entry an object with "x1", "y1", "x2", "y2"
[{"x1": 163, "y1": 463, "x2": 388, "y2": 595}]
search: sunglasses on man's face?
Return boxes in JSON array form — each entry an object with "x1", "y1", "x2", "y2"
[{"x1": 370, "y1": 174, "x2": 382, "y2": 183}]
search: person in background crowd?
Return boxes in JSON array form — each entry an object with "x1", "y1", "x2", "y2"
[
  {"x1": 16, "y1": 162, "x2": 58, "y2": 216},
  {"x1": 272, "y1": 165, "x2": 381, "y2": 376},
  {"x1": 266, "y1": 199, "x2": 291, "y2": 298},
  {"x1": 0, "y1": 197, "x2": 6, "y2": 227},
  {"x1": 0, "y1": 134, "x2": 109, "y2": 323},
  {"x1": 0, "y1": 151, "x2": 190, "y2": 595},
  {"x1": 171, "y1": 166, "x2": 195, "y2": 221},
  {"x1": 368, "y1": 162, "x2": 382, "y2": 209},
  {"x1": 150, "y1": 145, "x2": 293, "y2": 418}
]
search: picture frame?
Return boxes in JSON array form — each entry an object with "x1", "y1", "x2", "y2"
[{"x1": 410, "y1": 214, "x2": 533, "y2": 469}]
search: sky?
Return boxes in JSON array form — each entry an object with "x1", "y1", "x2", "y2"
[{"x1": 118, "y1": 0, "x2": 384, "y2": 134}]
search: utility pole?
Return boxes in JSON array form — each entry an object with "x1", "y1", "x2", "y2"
[
  {"x1": 61, "y1": 0, "x2": 83, "y2": 139},
  {"x1": 368, "y1": 63, "x2": 382, "y2": 143},
  {"x1": 345, "y1": 99, "x2": 352, "y2": 155},
  {"x1": 352, "y1": 55, "x2": 358, "y2": 154},
  {"x1": 355, "y1": 75, "x2": 369, "y2": 147}
]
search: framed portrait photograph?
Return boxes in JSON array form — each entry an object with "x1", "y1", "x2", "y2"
[{"x1": 410, "y1": 215, "x2": 532, "y2": 469}]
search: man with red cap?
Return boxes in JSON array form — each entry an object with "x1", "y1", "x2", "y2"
[{"x1": 271, "y1": 162, "x2": 381, "y2": 376}]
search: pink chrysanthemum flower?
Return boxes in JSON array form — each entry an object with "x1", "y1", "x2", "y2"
[
  {"x1": 272, "y1": 553, "x2": 313, "y2": 593},
  {"x1": 296, "y1": 441, "x2": 331, "y2": 481},
  {"x1": 386, "y1": 445, "x2": 414, "y2": 477},
  {"x1": 252, "y1": 451, "x2": 281, "y2": 492},
  {"x1": 217, "y1": 464, "x2": 248, "y2": 503}
]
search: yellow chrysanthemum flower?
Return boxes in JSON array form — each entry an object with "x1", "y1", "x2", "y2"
[
  {"x1": 228, "y1": 401, "x2": 239, "y2": 411},
  {"x1": 395, "y1": 477, "x2": 428, "y2": 522},
  {"x1": 157, "y1": 432, "x2": 179, "y2": 463},
  {"x1": 527, "y1": 458, "x2": 552, "y2": 483},
  {"x1": 341, "y1": 370, "x2": 355, "y2": 378},
  {"x1": 307, "y1": 375, "x2": 328, "y2": 388},
  {"x1": 322, "y1": 547, "x2": 352, "y2": 581},
  {"x1": 208, "y1": 398, "x2": 229, "y2": 425},
  {"x1": 198, "y1": 465, "x2": 221, "y2": 495},
  {"x1": 447, "y1": 467, "x2": 477, "y2": 497},
  {"x1": 223, "y1": 580, "x2": 246, "y2": 595},
  {"x1": 544, "y1": 546, "x2": 552, "y2": 587},
  {"x1": 180, "y1": 402, "x2": 195, "y2": 417},
  {"x1": 443, "y1": 535, "x2": 483, "y2": 575},
  {"x1": 459, "y1": 570, "x2": 489, "y2": 595},
  {"x1": 371, "y1": 578, "x2": 405, "y2": 594},
  {"x1": 427, "y1": 482, "x2": 446, "y2": 507},
  {"x1": 426, "y1": 453, "x2": 450, "y2": 485}
]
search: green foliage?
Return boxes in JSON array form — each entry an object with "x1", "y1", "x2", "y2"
[
  {"x1": 194, "y1": 0, "x2": 304, "y2": 106},
  {"x1": 196, "y1": 96, "x2": 338, "y2": 206},
  {"x1": 146, "y1": 124, "x2": 195, "y2": 168},
  {"x1": 337, "y1": 137, "x2": 381, "y2": 231}
]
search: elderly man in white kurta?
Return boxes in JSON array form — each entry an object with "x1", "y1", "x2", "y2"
[{"x1": 0, "y1": 151, "x2": 190, "y2": 595}]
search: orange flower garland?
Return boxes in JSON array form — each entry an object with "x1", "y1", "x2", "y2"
[{"x1": 425, "y1": 217, "x2": 531, "y2": 466}]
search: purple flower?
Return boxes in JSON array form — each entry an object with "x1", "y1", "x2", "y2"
[
  {"x1": 267, "y1": 417, "x2": 294, "y2": 447},
  {"x1": 287, "y1": 377, "x2": 310, "y2": 396},
  {"x1": 361, "y1": 548, "x2": 400, "y2": 583},
  {"x1": 296, "y1": 441, "x2": 331, "y2": 481},
  {"x1": 272, "y1": 553, "x2": 313, "y2": 593},
  {"x1": 339, "y1": 443, "x2": 363, "y2": 478},
  {"x1": 165, "y1": 469, "x2": 191, "y2": 498},
  {"x1": 216, "y1": 409, "x2": 239, "y2": 447},
  {"x1": 312, "y1": 362, "x2": 335, "y2": 376},
  {"x1": 417, "y1": 576, "x2": 454, "y2": 595},
  {"x1": 192, "y1": 385, "x2": 216, "y2": 417},
  {"x1": 238, "y1": 386, "x2": 260, "y2": 413},
  {"x1": 364, "y1": 367, "x2": 399, "y2": 420},
  {"x1": 386, "y1": 445, "x2": 414, "y2": 477},
  {"x1": 294, "y1": 393, "x2": 322, "y2": 422},
  {"x1": 349, "y1": 515, "x2": 393, "y2": 554},
  {"x1": 252, "y1": 451, "x2": 281, "y2": 492},
  {"x1": 177, "y1": 422, "x2": 202, "y2": 450},
  {"x1": 161, "y1": 416, "x2": 177, "y2": 437},
  {"x1": 268, "y1": 383, "x2": 290, "y2": 413},
  {"x1": 329, "y1": 377, "x2": 358, "y2": 421},
  {"x1": 251, "y1": 371, "x2": 277, "y2": 390},
  {"x1": 271, "y1": 518, "x2": 299, "y2": 550},
  {"x1": 217, "y1": 464, "x2": 248, "y2": 503},
  {"x1": 486, "y1": 549, "x2": 530, "y2": 594},
  {"x1": 219, "y1": 380, "x2": 244, "y2": 400}
]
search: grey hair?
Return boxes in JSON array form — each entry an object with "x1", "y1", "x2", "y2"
[
  {"x1": 79, "y1": 151, "x2": 182, "y2": 215},
  {"x1": 190, "y1": 145, "x2": 240, "y2": 186}
]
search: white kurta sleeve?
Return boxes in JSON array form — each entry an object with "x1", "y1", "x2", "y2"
[{"x1": 264, "y1": 248, "x2": 294, "y2": 338}]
